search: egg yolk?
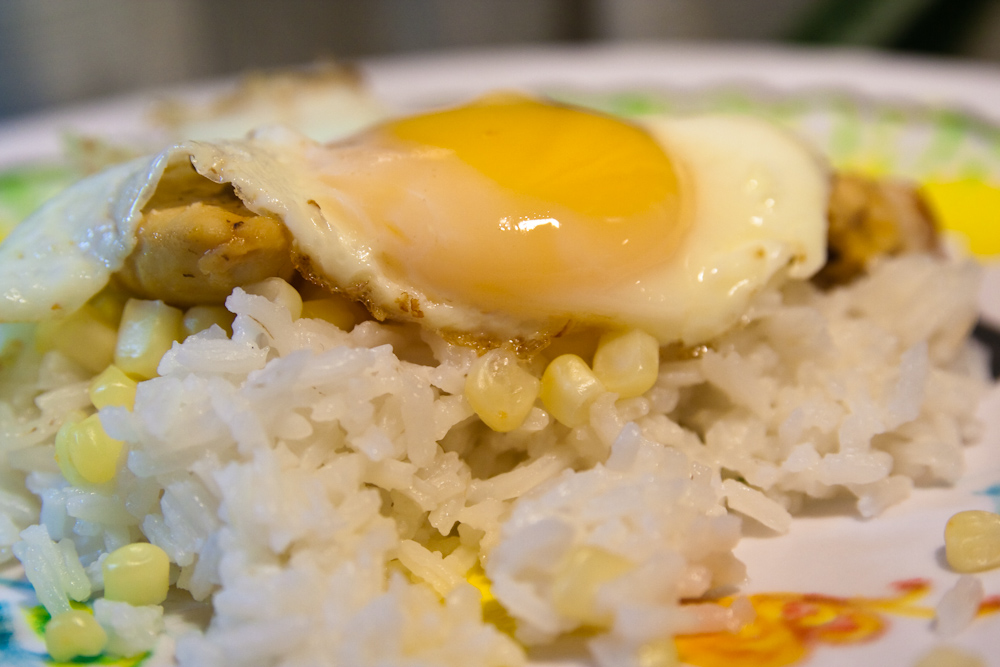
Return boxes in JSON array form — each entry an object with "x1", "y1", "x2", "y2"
[{"x1": 319, "y1": 95, "x2": 686, "y2": 316}]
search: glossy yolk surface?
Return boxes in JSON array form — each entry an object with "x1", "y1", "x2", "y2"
[
  {"x1": 320, "y1": 96, "x2": 686, "y2": 315},
  {"x1": 387, "y1": 95, "x2": 677, "y2": 219}
]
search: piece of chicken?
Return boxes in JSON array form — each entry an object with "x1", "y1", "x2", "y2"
[
  {"x1": 115, "y1": 163, "x2": 295, "y2": 306},
  {"x1": 814, "y1": 172, "x2": 940, "y2": 288}
]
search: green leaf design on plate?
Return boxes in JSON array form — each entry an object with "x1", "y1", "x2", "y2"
[
  {"x1": 0, "y1": 165, "x2": 77, "y2": 240},
  {"x1": 552, "y1": 87, "x2": 1000, "y2": 181},
  {"x1": 25, "y1": 604, "x2": 151, "y2": 667}
]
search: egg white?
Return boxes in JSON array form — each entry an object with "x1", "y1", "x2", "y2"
[
  {"x1": 630, "y1": 114, "x2": 829, "y2": 344},
  {"x1": 0, "y1": 114, "x2": 828, "y2": 352},
  {"x1": 183, "y1": 116, "x2": 829, "y2": 348}
]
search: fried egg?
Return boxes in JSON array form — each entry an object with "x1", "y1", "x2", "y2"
[{"x1": 0, "y1": 95, "x2": 829, "y2": 349}]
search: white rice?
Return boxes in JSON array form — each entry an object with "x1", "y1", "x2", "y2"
[
  {"x1": 935, "y1": 574, "x2": 985, "y2": 637},
  {"x1": 0, "y1": 251, "x2": 987, "y2": 666}
]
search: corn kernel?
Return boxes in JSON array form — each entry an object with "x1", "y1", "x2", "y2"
[
  {"x1": 465, "y1": 348, "x2": 540, "y2": 432},
  {"x1": 103, "y1": 543, "x2": 170, "y2": 606},
  {"x1": 54, "y1": 411, "x2": 88, "y2": 487},
  {"x1": 35, "y1": 305, "x2": 117, "y2": 374},
  {"x1": 244, "y1": 277, "x2": 303, "y2": 319},
  {"x1": 88, "y1": 285, "x2": 129, "y2": 327},
  {"x1": 914, "y1": 645, "x2": 985, "y2": 667},
  {"x1": 551, "y1": 545, "x2": 633, "y2": 626},
  {"x1": 114, "y1": 299, "x2": 183, "y2": 380},
  {"x1": 540, "y1": 354, "x2": 605, "y2": 428},
  {"x1": 45, "y1": 609, "x2": 107, "y2": 662},
  {"x1": 299, "y1": 282, "x2": 373, "y2": 324},
  {"x1": 55, "y1": 414, "x2": 124, "y2": 485},
  {"x1": 592, "y1": 329, "x2": 660, "y2": 399},
  {"x1": 89, "y1": 365, "x2": 137, "y2": 410},
  {"x1": 301, "y1": 297, "x2": 360, "y2": 331},
  {"x1": 182, "y1": 305, "x2": 235, "y2": 338},
  {"x1": 466, "y1": 563, "x2": 518, "y2": 636},
  {"x1": 638, "y1": 639, "x2": 679, "y2": 667},
  {"x1": 0, "y1": 323, "x2": 31, "y2": 369},
  {"x1": 945, "y1": 510, "x2": 1000, "y2": 573}
]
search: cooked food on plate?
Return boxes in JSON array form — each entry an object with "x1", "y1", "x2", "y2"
[{"x1": 0, "y1": 89, "x2": 988, "y2": 667}]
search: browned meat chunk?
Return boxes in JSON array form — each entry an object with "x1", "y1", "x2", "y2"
[
  {"x1": 815, "y1": 173, "x2": 940, "y2": 288},
  {"x1": 115, "y1": 164, "x2": 295, "y2": 306}
]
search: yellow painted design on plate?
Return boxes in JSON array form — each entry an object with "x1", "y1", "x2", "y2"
[
  {"x1": 921, "y1": 179, "x2": 1000, "y2": 258},
  {"x1": 674, "y1": 579, "x2": 999, "y2": 667}
]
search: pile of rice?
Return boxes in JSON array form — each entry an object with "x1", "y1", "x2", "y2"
[{"x1": 0, "y1": 250, "x2": 986, "y2": 666}]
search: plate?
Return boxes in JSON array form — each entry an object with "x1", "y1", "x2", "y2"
[{"x1": 0, "y1": 44, "x2": 999, "y2": 667}]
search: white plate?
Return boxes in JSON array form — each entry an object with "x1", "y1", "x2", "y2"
[{"x1": 1, "y1": 44, "x2": 999, "y2": 667}]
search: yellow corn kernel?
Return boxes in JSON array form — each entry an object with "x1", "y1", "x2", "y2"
[
  {"x1": 87, "y1": 285, "x2": 129, "y2": 327},
  {"x1": 914, "y1": 645, "x2": 985, "y2": 667},
  {"x1": 466, "y1": 563, "x2": 518, "y2": 636},
  {"x1": 539, "y1": 354, "x2": 605, "y2": 428},
  {"x1": 301, "y1": 297, "x2": 360, "y2": 331},
  {"x1": 55, "y1": 414, "x2": 124, "y2": 485},
  {"x1": 465, "y1": 348, "x2": 540, "y2": 432},
  {"x1": 103, "y1": 543, "x2": 170, "y2": 606},
  {"x1": 182, "y1": 305, "x2": 235, "y2": 338},
  {"x1": 244, "y1": 277, "x2": 303, "y2": 319},
  {"x1": 89, "y1": 365, "x2": 137, "y2": 410},
  {"x1": 54, "y1": 411, "x2": 88, "y2": 487},
  {"x1": 114, "y1": 299, "x2": 183, "y2": 380},
  {"x1": 592, "y1": 328, "x2": 660, "y2": 399},
  {"x1": 638, "y1": 639, "x2": 679, "y2": 667},
  {"x1": 35, "y1": 305, "x2": 118, "y2": 374},
  {"x1": 945, "y1": 510, "x2": 1000, "y2": 573},
  {"x1": 45, "y1": 609, "x2": 107, "y2": 662},
  {"x1": 551, "y1": 545, "x2": 633, "y2": 626},
  {"x1": 0, "y1": 323, "x2": 31, "y2": 369}
]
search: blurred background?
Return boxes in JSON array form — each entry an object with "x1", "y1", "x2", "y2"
[{"x1": 1, "y1": 0, "x2": 998, "y2": 119}]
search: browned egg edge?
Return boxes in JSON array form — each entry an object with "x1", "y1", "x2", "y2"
[{"x1": 292, "y1": 249, "x2": 565, "y2": 357}]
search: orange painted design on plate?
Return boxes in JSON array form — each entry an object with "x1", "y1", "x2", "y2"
[
  {"x1": 977, "y1": 594, "x2": 1000, "y2": 616},
  {"x1": 674, "y1": 579, "x2": 998, "y2": 667}
]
